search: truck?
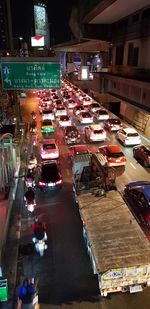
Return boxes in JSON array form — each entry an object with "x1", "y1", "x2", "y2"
[{"x1": 73, "y1": 153, "x2": 150, "y2": 297}]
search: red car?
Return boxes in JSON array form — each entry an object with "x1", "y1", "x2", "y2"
[
  {"x1": 70, "y1": 145, "x2": 90, "y2": 158},
  {"x1": 98, "y1": 145, "x2": 126, "y2": 167}
]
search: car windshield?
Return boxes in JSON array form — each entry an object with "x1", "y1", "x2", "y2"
[
  {"x1": 108, "y1": 150, "x2": 124, "y2": 158},
  {"x1": 93, "y1": 129, "x2": 104, "y2": 134},
  {"x1": 69, "y1": 100, "x2": 75, "y2": 103},
  {"x1": 92, "y1": 104, "x2": 99, "y2": 107},
  {"x1": 42, "y1": 120, "x2": 52, "y2": 126},
  {"x1": 43, "y1": 110, "x2": 52, "y2": 114},
  {"x1": 82, "y1": 112, "x2": 91, "y2": 117},
  {"x1": 110, "y1": 119, "x2": 121, "y2": 124},
  {"x1": 41, "y1": 164, "x2": 59, "y2": 181},
  {"x1": 77, "y1": 106, "x2": 84, "y2": 110},
  {"x1": 127, "y1": 133, "x2": 139, "y2": 137},
  {"x1": 98, "y1": 110, "x2": 108, "y2": 115},
  {"x1": 57, "y1": 107, "x2": 65, "y2": 111},
  {"x1": 43, "y1": 144, "x2": 56, "y2": 150},
  {"x1": 60, "y1": 116, "x2": 69, "y2": 121}
]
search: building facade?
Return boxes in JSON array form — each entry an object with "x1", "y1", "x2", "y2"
[{"x1": 69, "y1": 0, "x2": 150, "y2": 136}]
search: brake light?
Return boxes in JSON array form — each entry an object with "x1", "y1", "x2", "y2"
[
  {"x1": 65, "y1": 135, "x2": 68, "y2": 139},
  {"x1": 78, "y1": 134, "x2": 80, "y2": 138},
  {"x1": 56, "y1": 179, "x2": 62, "y2": 184},
  {"x1": 39, "y1": 181, "x2": 45, "y2": 186}
]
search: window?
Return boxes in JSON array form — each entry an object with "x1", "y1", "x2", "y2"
[
  {"x1": 132, "y1": 14, "x2": 139, "y2": 23},
  {"x1": 142, "y1": 8, "x2": 150, "y2": 19},
  {"x1": 115, "y1": 45, "x2": 124, "y2": 65},
  {"x1": 127, "y1": 43, "x2": 139, "y2": 66}
]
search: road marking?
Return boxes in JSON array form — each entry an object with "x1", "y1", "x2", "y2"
[{"x1": 130, "y1": 162, "x2": 136, "y2": 169}]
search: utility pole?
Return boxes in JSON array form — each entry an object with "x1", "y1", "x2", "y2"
[{"x1": 6, "y1": 0, "x2": 14, "y2": 53}]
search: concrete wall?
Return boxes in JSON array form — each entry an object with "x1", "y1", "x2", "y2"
[
  {"x1": 112, "y1": 37, "x2": 150, "y2": 69},
  {"x1": 120, "y1": 101, "x2": 150, "y2": 137}
]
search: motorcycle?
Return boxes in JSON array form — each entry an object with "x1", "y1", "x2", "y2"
[
  {"x1": 32, "y1": 233, "x2": 48, "y2": 256},
  {"x1": 25, "y1": 198, "x2": 36, "y2": 213}
]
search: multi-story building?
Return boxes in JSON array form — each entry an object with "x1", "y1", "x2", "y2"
[
  {"x1": 0, "y1": 0, "x2": 12, "y2": 52},
  {"x1": 69, "y1": 0, "x2": 150, "y2": 137},
  {"x1": 11, "y1": 0, "x2": 50, "y2": 50}
]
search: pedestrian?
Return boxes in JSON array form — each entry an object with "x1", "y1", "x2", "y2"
[{"x1": 18, "y1": 277, "x2": 38, "y2": 309}]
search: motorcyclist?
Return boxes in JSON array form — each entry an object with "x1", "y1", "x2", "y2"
[
  {"x1": 31, "y1": 111, "x2": 36, "y2": 119},
  {"x1": 28, "y1": 153, "x2": 37, "y2": 170},
  {"x1": 24, "y1": 187, "x2": 35, "y2": 203},
  {"x1": 32, "y1": 220, "x2": 47, "y2": 242},
  {"x1": 25, "y1": 169, "x2": 35, "y2": 187}
]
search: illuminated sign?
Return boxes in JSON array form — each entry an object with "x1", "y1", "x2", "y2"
[
  {"x1": 78, "y1": 66, "x2": 90, "y2": 80},
  {"x1": 34, "y1": 5, "x2": 46, "y2": 36},
  {"x1": 1, "y1": 62, "x2": 61, "y2": 89},
  {"x1": 31, "y1": 36, "x2": 44, "y2": 47}
]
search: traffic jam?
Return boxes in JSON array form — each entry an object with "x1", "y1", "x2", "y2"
[{"x1": 24, "y1": 78, "x2": 150, "y2": 297}]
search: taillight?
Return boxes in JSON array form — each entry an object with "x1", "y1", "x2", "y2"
[
  {"x1": 78, "y1": 134, "x2": 80, "y2": 138},
  {"x1": 56, "y1": 179, "x2": 62, "y2": 184},
  {"x1": 65, "y1": 136, "x2": 68, "y2": 139},
  {"x1": 39, "y1": 181, "x2": 45, "y2": 186}
]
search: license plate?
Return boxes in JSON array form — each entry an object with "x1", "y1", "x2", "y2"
[
  {"x1": 48, "y1": 183, "x2": 55, "y2": 187},
  {"x1": 116, "y1": 159, "x2": 120, "y2": 162},
  {"x1": 130, "y1": 285, "x2": 143, "y2": 293}
]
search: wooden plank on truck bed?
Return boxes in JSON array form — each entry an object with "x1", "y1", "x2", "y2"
[{"x1": 77, "y1": 190, "x2": 150, "y2": 273}]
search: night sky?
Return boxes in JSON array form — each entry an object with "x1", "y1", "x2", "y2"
[
  {"x1": 47, "y1": 0, "x2": 75, "y2": 44},
  {"x1": 11, "y1": 0, "x2": 75, "y2": 46}
]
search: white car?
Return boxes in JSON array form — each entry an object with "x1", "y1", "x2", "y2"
[
  {"x1": 77, "y1": 112, "x2": 93, "y2": 124},
  {"x1": 89, "y1": 102, "x2": 101, "y2": 113},
  {"x1": 42, "y1": 110, "x2": 55, "y2": 121},
  {"x1": 67, "y1": 99, "x2": 77, "y2": 109},
  {"x1": 116, "y1": 127, "x2": 141, "y2": 146},
  {"x1": 58, "y1": 115, "x2": 72, "y2": 127},
  {"x1": 85, "y1": 124, "x2": 106, "y2": 142},
  {"x1": 40, "y1": 139, "x2": 59, "y2": 160},
  {"x1": 95, "y1": 109, "x2": 109, "y2": 121},
  {"x1": 73, "y1": 105, "x2": 85, "y2": 116},
  {"x1": 55, "y1": 106, "x2": 67, "y2": 117},
  {"x1": 82, "y1": 96, "x2": 92, "y2": 106}
]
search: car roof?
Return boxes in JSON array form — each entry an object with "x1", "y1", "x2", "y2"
[
  {"x1": 42, "y1": 139, "x2": 56, "y2": 145},
  {"x1": 65, "y1": 125, "x2": 78, "y2": 131},
  {"x1": 90, "y1": 124, "x2": 103, "y2": 130},
  {"x1": 128, "y1": 181, "x2": 150, "y2": 199},
  {"x1": 73, "y1": 145, "x2": 89, "y2": 151},
  {"x1": 123, "y1": 127, "x2": 137, "y2": 133},
  {"x1": 106, "y1": 145, "x2": 123, "y2": 153}
]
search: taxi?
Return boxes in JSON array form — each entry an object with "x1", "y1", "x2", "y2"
[{"x1": 41, "y1": 119, "x2": 54, "y2": 133}]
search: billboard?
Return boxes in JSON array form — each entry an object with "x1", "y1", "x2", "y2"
[
  {"x1": 34, "y1": 5, "x2": 46, "y2": 36},
  {"x1": 31, "y1": 36, "x2": 44, "y2": 47}
]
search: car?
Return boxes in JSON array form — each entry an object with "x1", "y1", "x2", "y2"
[
  {"x1": 98, "y1": 145, "x2": 126, "y2": 166},
  {"x1": 124, "y1": 181, "x2": 150, "y2": 225},
  {"x1": 66, "y1": 99, "x2": 77, "y2": 109},
  {"x1": 42, "y1": 110, "x2": 55, "y2": 121},
  {"x1": 85, "y1": 124, "x2": 106, "y2": 142},
  {"x1": 58, "y1": 115, "x2": 72, "y2": 127},
  {"x1": 89, "y1": 102, "x2": 101, "y2": 113},
  {"x1": 38, "y1": 161, "x2": 62, "y2": 190},
  {"x1": 104, "y1": 118, "x2": 122, "y2": 131},
  {"x1": 133, "y1": 145, "x2": 150, "y2": 167},
  {"x1": 70, "y1": 145, "x2": 90, "y2": 158},
  {"x1": 116, "y1": 127, "x2": 141, "y2": 146},
  {"x1": 41, "y1": 97, "x2": 51, "y2": 105},
  {"x1": 40, "y1": 139, "x2": 59, "y2": 160},
  {"x1": 39, "y1": 101, "x2": 48, "y2": 112},
  {"x1": 94, "y1": 109, "x2": 109, "y2": 121},
  {"x1": 55, "y1": 106, "x2": 67, "y2": 118},
  {"x1": 64, "y1": 126, "x2": 81, "y2": 144},
  {"x1": 73, "y1": 105, "x2": 85, "y2": 116},
  {"x1": 41, "y1": 119, "x2": 54, "y2": 133},
  {"x1": 82, "y1": 96, "x2": 92, "y2": 106},
  {"x1": 77, "y1": 111, "x2": 93, "y2": 124}
]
